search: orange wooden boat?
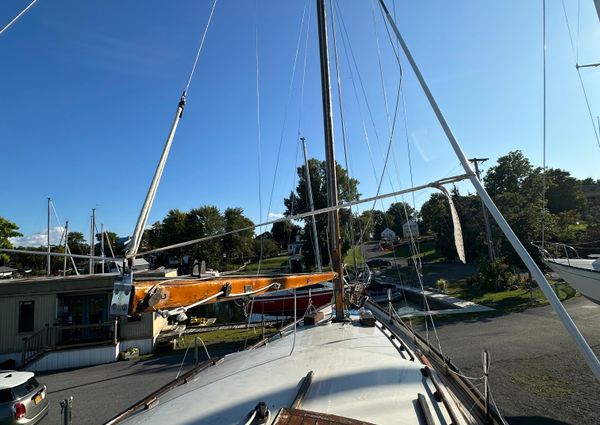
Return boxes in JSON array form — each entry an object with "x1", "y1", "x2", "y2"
[{"x1": 130, "y1": 271, "x2": 337, "y2": 315}]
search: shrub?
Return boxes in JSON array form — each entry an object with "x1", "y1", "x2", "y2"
[
  {"x1": 476, "y1": 258, "x2": 517, "y2": 292},
  {"x1": 435, "y1": 278, "x2": 449, "y2": 293}
]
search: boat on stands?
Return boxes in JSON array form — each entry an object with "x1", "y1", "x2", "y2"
[{"x1": 533, "y1": 241, "x2": 600, "y2": 304}]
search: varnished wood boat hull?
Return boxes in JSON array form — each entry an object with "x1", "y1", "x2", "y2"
[{"x1": 131, "y1": 272, "x2": 337, "y2": 313}]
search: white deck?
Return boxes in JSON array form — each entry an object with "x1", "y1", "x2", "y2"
[{"x1": 121, "y1": 309, "x2": 456, "y2": 424}]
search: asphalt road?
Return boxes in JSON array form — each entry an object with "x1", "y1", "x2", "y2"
[
  {"x1": 36, "y1": 352, "x2": 196, "y2": 425},
  {"x1": 416, "y1": 296, "x2": 600, "y2": 425}
]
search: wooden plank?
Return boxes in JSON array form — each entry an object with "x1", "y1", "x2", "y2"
[
  {"x1": 272, "y1": 408, "x2": 376, "y2": 425},
  {"x1": 131, "y1": 272, "x2": 336, "y2": 313}
]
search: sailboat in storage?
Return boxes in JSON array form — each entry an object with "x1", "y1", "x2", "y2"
[
  {"x1": 534, "y1": 241, "x2": 600, "y2": 304},
  {"x1": 98, "y1": 0, "x2": 599, "y2": 423},
  {"x1": 104, "y1": 2, "x2": 509, "y2": 424},
  {"x1": 3, "y1": 1, "x2": 600, "y2": 424}
]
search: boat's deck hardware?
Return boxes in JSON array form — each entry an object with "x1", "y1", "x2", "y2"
[
  {"x1": 304, "y1": 310, "x2": 325, "y2": 326},
  {"x1": 272, "y1": 408, "x2": 377, "y2": 425},
  {"x1": 245, "y1": 402, "x2": 270, "y2": 425},
  {"x1": 374, "y1": 320, "x2": 415, "y2": 362},
  {"x1": 358, "y1": 308, "x2": 375, "y2": 327},
  {"x1": 417, "y1": 393, "x2": 436, "y2": 425},
  {"x1": 291, "y1": 371, "x2": 314, "y2": 409}
]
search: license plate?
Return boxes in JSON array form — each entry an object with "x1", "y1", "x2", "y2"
[{"x1": 34, "y1": 394, "x2": 42, "y2": 405}]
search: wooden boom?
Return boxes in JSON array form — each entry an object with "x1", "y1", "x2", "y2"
[{"x1": 131, "y1": 271, "x2": 337, "y2": 315}]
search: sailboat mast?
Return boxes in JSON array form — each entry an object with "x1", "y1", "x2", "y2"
[
  {"x1": 301, "y1": 137, "x2": 323, "y2": 272},
  {"x1": 316, "y1": 0, "x2": 345, "y2": 320},
  {"x1": 63, "y1": 220, "x2": 69, "y2": 276},
  {"x1": 46, "y1": 197, "x2": 51, "y2": 276}
]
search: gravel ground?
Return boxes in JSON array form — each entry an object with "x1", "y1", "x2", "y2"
[{"x1": 415, "y1": 296, "x2": 600, "y2": 425}]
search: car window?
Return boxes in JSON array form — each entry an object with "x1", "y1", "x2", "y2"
[
  {"x1": 11, "y1": 377, "x2": 39, "y2": 399},
  {"x1": 0, "y1": 388, "x2": 13, "y2": 403}
]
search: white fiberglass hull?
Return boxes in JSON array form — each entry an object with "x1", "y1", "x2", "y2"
[
  {"x1": 117, "y1": 306, "x2": 491, "y2": 424},
  {"x1": 544, "y1": 258, "x2": 600, "y2": 304}
]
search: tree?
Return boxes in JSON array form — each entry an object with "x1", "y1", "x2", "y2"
[
  {"x1": 66, "y1": 232, "x2": 89, "y2": 255},
  {"x1": 420, "y1": 192, "x2": 464, "y2": 261},
  {"x1": 484, "y1": 150, "x2": 532, "y2": 197},
  {"x1": 271, "y1": 221, "x2": 300, "y2": 249},
  {"x1": 0, "y1": 217, "x2": 22, "y2": 264},
  {"x1": 161, "y1": 209, "x2": 188, "y2": 247},
  {"x1": 94, "y1": 231, "x2": 122, "y2": 256},
  {"x1": 185, "y1": 206, "x2": 225, "y2": 268},
  {"x1": 223, "y1": 208, "x2": 254, "y2": 262},
  {"x1": 283, "y1": 159, "x2": 360, "y2": 267},
  {"x1": 386, "y1": 202, "x2": 416, "y2": 235},
  {"x1": 544, "y1": 168, "x2": 585, "y2": 215},
  {"x1": 254, "y1": 238, "x2": 279, "y2": 258}
]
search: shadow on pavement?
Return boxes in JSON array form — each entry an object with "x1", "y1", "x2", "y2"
[{"x1": 507, "y1": 416, "x2": 572, "y2": 425}]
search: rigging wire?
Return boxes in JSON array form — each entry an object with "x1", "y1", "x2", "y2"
[
  {"x1": 287, "y1": 4, "x2": 311, "y2": 255},
  {"x1": 576, "y1": 0, "x2": 581, "y2": 64},
  {"x1": 375, "y1": 0, "x2": 446, "y2": 356},
  {"x1": 133, "y1": 173, "x2": 469, "y2": 257},
  {"x1": 50, "y1": 202, "x2": 79, "y2": 274},
  {"x1": 329, "y1": 0, "x2": 360, "y2": 269},
  {"x1": 561, "y1": 0, "x2": 600, "y2": 148},
  {"x1": 334, "y1": 1, "x2": 379, "y2": 185},
  {"x1": 334, "y1": 1, "x2": 400, "y2": 247},
  {"x1": 183, "y1": 0, "x2": 218, "y2": 96},
  {"x1": 542, "y1": 0, "x2": 547, "y2": 247},
  {"x1": 0, "y1": 0, "x2": 40, "y2": 36},
  {"x1": 126, "y1": 0, "x2": 218, "y2": 258},
  {"x1": 265, "y1": 0, "x2": 309, "y2": 234}
]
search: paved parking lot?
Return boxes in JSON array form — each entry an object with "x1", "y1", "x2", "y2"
[
  {"x1": 421, "y1": 296, "x2": 600, "y2": 425},
  {"x1": 37, "y1": 352, "x2": 196, "y2": 425}
]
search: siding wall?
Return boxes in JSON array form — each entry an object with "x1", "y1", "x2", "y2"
[
  {"x1": 26, "y1": 344, "x2": 120, "y2": 372},
  {"x1": 0, "y1": 294, "x2": 56, "y2": 354}
]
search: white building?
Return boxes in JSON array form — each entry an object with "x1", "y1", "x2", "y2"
[
  {"x1": 402, "y1": 220, "x2": 419, "y2": 239},
  {"x1": 380, "y1": 228, "x2": 396, "y2": 241}
]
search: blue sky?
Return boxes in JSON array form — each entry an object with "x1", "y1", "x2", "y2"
[{"x1": 1, "y1": 0, "x2": 599, "y2": 246}]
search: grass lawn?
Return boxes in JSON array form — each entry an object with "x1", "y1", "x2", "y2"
[
  {"x1": 379, "y1": 239, "x2": 444, "y2": 263},
  {"x1": 446, "y1": 278, "x2": 577, "y2": 314},
  {"x1": 239, "y1": 255, "x2": 288, "y2": 273},
  {"x1": 344, "y1": 246, "x2": 365, "y2": 266}
]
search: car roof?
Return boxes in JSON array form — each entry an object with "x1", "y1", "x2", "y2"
[{"x1": 0, "y1": 371, "x2": 34, "y2": 390}]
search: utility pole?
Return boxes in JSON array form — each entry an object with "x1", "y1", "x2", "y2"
[
  {"x1": 47, "y1": 197, "x2": 51, "y2": 276},
  {"x1": 301, "y1": 137, "x2": 322, "y2": 272},
  {"x1": 63, "y1": 220, "x2": 69, "y2": 277},
  {"x1": 89, "y1": 209, "x2": 95, "y2": 275},
  {"x1": 469, "y1": 158, "x2": 495, "y2": 261}
]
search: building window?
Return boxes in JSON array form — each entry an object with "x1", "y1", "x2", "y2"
[{"x1": 18, "y1": 301, "x2": 35, "y2": 333}]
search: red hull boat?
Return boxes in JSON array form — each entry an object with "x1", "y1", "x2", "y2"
[{"x1": 250, "y1": 287, "x2": 333, "y2": 315}]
